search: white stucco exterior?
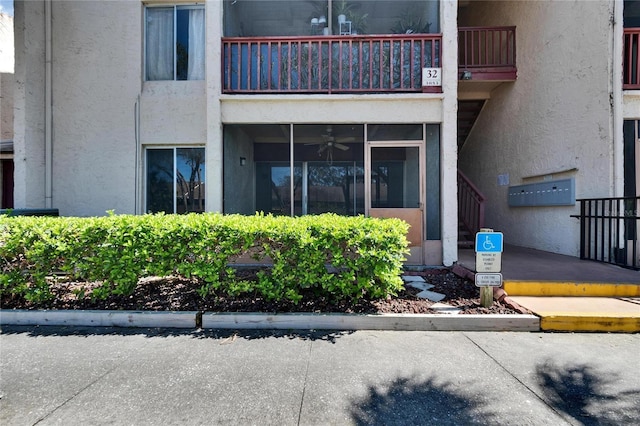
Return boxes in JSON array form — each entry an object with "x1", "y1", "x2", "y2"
[
  {"x1": 458, "y1": 0, "x2": 619, "y2": 256},
  {"x1": 11, "y1": 0, "x2": 635, "y2": 264}
]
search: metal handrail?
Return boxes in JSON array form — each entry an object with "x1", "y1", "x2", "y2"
[{"x1": 457, "y1": 170, "x2": 486, "y2": 238}]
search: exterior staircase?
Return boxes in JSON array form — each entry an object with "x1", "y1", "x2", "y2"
[
  {"x1": 457, "y1": 100, "x2": 485, "y2": 150},
  {"x1": 458, "y1": 170, "x2": 485, "y2": 248}
]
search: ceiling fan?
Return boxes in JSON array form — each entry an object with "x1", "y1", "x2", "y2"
[{"x1": 305, "y1": 126, "x2": 353, "y2": 151}]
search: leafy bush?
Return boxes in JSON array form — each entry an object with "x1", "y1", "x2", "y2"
[{"x1": 0, "y1": 213, "x2": 409, "y2": 305}]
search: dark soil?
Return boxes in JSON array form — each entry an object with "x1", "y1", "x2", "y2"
[{"x1": 0, "y1": 269, "x2": 523, "y2": 315}]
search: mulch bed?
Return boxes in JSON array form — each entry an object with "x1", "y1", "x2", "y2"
[{"x1": 0, "y1": 268, "x2": 524, "y2": 315}]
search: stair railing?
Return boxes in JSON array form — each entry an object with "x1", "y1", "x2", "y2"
[{"x1": 458, "y1": 170, "x2": 486, "y2": 238}]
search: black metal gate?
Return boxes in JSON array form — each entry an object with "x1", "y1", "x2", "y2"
[{"x1": 572, "y1": 197, "x2": 640, "y2": 270}]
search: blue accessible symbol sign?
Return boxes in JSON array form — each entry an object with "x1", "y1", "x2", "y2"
[{"x1": 475, "y1": 232, "x2": 504, "y2": 253}]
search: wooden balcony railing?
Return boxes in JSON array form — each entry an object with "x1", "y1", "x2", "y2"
[
  {"x1": 624, "y1": 28, "x2": 640, "y2": 89},
  {"x1": 458, "y1": 26, "x2": 517, "y2": 80},
  {"x1": 222, "y1": 34, "x2": 441, "y2": 94}
]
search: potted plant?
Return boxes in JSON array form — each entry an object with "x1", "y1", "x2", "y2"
[
  {"x1": 391, "y1": 8, "x2": 431, "y2": 34},
  {"x1": 332, "y1": 0, "x2": 367, "y2": 35}
]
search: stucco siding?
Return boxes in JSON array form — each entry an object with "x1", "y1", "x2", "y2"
[
  {"x1": 624, "y1": 92, "x2": 640, "y2": 118},
  {"x1": 221, "y1": 95, "x2": 444, "y2": 124},
  {"x1": 459, "y1": 0, "x2": 614, "y2": 256},
  {"x1": 49, "y1": 1, "x2": 141, "y2": 216},
  {"x1": 1, "y1": 72, "x2": 12, "y2": 142},
  {"x1": 140, "y1": 82, "x2": 206, "y2": 144},
  {"x1": 13, "y1": 0, "x2": 46, "y2": 208}
]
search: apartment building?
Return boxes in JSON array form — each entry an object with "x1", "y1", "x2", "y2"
[
  {"x1": 11, "y1": 0, "x2": 639, "y2": 268},
  {"x1": 1, "y1": 11, "x2": 13, "y2": 209}
]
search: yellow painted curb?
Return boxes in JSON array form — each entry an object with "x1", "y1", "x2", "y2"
[
  {"x1": 504, "y1": 281, "x2": 640, "y2": 297},
  {"x1": 540, "y1": 316, "x2": 640, "y2": 333}
]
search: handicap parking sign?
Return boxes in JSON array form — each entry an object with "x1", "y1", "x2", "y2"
[{"x1": 475, "y1": 232, "x2": 503, "y2": 253}]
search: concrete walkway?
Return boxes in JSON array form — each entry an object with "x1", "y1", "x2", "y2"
[
  {"x1": 457, "y1": 244, "x2": 640, "y2": 283},
  {"x1": 1, "y1": 327, "x2": 638, "y2": 425},
  {"x1": 457, "y1": 245, "x2": 640, "y2": 332}
]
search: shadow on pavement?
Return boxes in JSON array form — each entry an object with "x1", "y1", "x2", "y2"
[
  {"x1": 349, "y1": 376, "x2": 492, "y2": 425},
  {"x1": 535, "y1": 360, "x2": 640, "y2": 425},
  {"x1": 0, "y1": 324, "x2": 354, "y2": 343}
]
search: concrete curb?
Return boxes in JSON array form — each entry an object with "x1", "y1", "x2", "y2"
[
  {"x1": 202, "y1": 312, "x2": 540, "y2": 331},
  {"x1": 503, "y1": 281, "x2": 640, "y2": 297},
  {"x1": 0, "y1": 310, "x2": 197, "y2": 328},
  {"x1": 0, "y1": 310, "x2": 540, "y2": 332}
]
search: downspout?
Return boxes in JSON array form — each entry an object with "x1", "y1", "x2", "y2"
[
  {"x1": 611, "y1": 0, "x2": 623, "y2": 197},
  {"x1": 44, "y1": 0, "x2": 53, "y2": 208},
  {"x1": 134, "y1": 94, "x2": 140, "y2": 214}
]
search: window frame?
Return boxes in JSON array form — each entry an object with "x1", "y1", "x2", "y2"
[
  {"x1": 144, "y1": 3, "x2": 205, "y2": 81},
  {"x1": 145, "y1": 146, "x2": 206, "y2": 214}
]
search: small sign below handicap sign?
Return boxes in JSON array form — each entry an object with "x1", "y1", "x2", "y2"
[{"x1": 475, "y1": 232, "x2": 504, "y2": 253}]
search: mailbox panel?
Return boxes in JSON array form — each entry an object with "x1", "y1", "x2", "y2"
[{"x1": 508, "y1": 178, "x2": 575, "y2": 207}]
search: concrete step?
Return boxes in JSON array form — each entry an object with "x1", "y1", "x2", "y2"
[
  {"x1": 508, "y1": 296, "x2": 640, "y2": 332},
  {"x1": 504, "y1": 281, "x2": 640, "y2": 332},
  {"x1": 503, "y1": 281, "x2": 640, "y2": 297}
]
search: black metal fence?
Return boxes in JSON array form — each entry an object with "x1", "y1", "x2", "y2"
[{"x1": 572, "y1": 197, "x2": 639, "y2": 270}]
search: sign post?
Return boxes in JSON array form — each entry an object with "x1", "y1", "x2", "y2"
[{"x1": 475, "y1": 229, "x2": 504, "y2": 307}]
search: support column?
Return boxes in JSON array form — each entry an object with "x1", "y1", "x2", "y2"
[
  {"x1": 206, "y1": 0, "x2": 223, "y2": 212},
  {"x1": 441, "y1": 0, "x2": 459, "y2": 266}
]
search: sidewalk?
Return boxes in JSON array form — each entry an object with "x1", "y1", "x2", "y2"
[
  {"x1": 1, "y1": 327, "x2": 638, "y2": 425},
  {"x1": 457, "y1": 244, "x2": 640, "y2": 283},
  {"x1": 457, "y1": 245, "x2": 640, "y2": 332}
]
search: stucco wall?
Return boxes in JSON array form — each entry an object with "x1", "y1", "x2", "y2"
[
  {"x1": 140, "y1": 82, "x2": 206, "y2": 144},
  {"x1": 1, "y1": 72, "x2": 12, "y2": 142},
  {"x1": 458, "y1": 0, "x2": 615, "y2": 255},
  {"x1": 48, "y1": 0, "x2": 141, "y2": 216},
  {"x1": 624, "y1": 92, "x2": 640, "y2": 119},
  {"x1": 221, "y1": 95, "x2": 444, "y2": 124},
  {"x1": 13, "y1": 0, "x2": 46, "y2": 208}
]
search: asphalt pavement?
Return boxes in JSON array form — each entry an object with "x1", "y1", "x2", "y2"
[{"x1": 1, "y1": 326, "x2": 638, "y2": 425}]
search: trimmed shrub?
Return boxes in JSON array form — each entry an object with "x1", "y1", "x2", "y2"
[{"x1": 0, "y1": 213, "x2": 409, "y2": 304}]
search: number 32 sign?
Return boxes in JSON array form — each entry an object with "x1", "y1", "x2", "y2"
[{"x1": 422, "y1": 68, "x2": 441, "y2": 86}]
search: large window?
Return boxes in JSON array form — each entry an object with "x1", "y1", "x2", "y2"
[
  {"x1": 224, "y1": 0, "x2": 439, "y2": 37},
  {"x1": 146, "y1": 147, "x2": 205, "y2": 214},
  {"x1": 145, "y1": 5, "x2": 205, "y2": 81},
  {"x1": 223, "y1": 124, "x2": 365, "y2": 216}
]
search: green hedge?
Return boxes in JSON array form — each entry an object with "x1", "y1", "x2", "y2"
[{"x1": 0, "y1": 213, "x2": 409, "y2": 304}]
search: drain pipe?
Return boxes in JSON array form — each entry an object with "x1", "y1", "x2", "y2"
[
  {"x1": 134, "y1": 94, "x2": 141, "y2": 214},
  {"x1": 611, "y1": 0, "x2": 624, "y2": 198},
  {"x1": 44, "y1": 0, "x2": 53, "y2": 208}
]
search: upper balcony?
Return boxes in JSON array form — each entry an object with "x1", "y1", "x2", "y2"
[
  {"x1": 223, "y1": 34, "x2": 441, "y2": 94},
  {"x1": 221, "y1": 1, "x2": 515, "y2": 95}
]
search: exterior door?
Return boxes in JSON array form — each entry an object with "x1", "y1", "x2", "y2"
[{"x1": 366, "y1": 142, "x2": 424, "y2": 264}]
